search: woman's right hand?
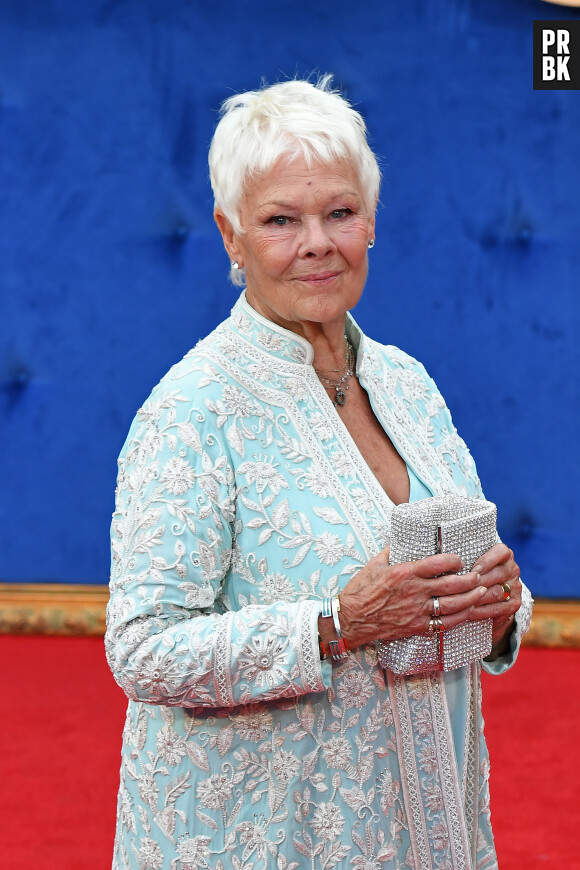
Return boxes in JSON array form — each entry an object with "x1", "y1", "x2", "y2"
[{"x1": 332, "y1": 546, "x2": 488, "y2": 649}]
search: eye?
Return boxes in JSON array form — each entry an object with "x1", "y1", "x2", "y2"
[
  {"x1": 267, "y1": 215, "x2": 292, "y2": 226},
  {"x1": 329, "y1": 208, "x2": 353, "y2": 219}
]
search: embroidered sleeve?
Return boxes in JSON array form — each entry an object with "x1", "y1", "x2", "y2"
[{"x1": 105, "y1": 377, "x2": 329, "y2": 708}]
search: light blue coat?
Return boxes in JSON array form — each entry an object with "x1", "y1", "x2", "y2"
[{"x1": 106, "y1": 292, "x2": 532, "y2": 870}]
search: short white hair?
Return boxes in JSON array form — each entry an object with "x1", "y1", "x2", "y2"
[{"x1": 209, "y1": 76, "x2": 381, "y2": 283}]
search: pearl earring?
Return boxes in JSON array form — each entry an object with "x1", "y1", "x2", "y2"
[
  {"x1": 367, "y1": 239, "x2": 375, "y2": 250},
  {"x1": 231, "y1": 261, "x2": 239, "y2": 269}
]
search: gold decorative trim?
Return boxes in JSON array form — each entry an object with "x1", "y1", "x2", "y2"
[
  {"x1": 0, "y1": 583, "x2": 109, "y2": 635},
  {"x1": 523, "y1": 599, "x2": 580, "y2": 649},
  {"x1": 0, "y1": 585, "x2": 579, "y2": 646}
]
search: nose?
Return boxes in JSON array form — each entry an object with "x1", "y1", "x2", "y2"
[{"x1": 298, "y1": 217, "x2": 336, "y2": 258}]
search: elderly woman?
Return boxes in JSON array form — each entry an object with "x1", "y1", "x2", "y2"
[{"x1": 106, "y1": 78, "x2": 532, "y2": 870}]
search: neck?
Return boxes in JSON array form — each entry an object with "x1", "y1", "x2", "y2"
[{"x1": 301, "y1": 321, "x2": 349, "y2": 373}]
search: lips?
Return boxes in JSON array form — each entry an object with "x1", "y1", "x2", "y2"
[{"x1": 297, "y1": 271, "x2": 340, "y2": 283}]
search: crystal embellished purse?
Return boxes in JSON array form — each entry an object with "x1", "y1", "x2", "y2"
[{"x1": 376, "y1": 495, "x2": 496, "y2": 675}]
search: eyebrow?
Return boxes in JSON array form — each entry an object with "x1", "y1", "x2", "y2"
[
  {"x1": 257, "y1": 201, "x2": 296, "y2": 211},
  {"x1": 257, "y1": 191, "x2": 362, "y2": 211}
]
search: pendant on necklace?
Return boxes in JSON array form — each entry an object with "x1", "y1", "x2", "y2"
[{"x1": 335, "y1": 389, "x2": 347, "y2": 406}]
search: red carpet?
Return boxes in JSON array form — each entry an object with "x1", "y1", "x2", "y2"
[{"x1": 1, "y1": 637, "x2": 578, "y2": 869}]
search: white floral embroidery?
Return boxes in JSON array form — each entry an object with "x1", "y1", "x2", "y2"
[
  {"x1": 257, "y1": 331, "x2": 284, "y2": 352},
  {"x1": 303, "y1": 466, "x2": 334, "y2": 498},
  {"x1": 138, "y1": 775, "x2": 159, "y2": 809},
  {"x1": 377, "y1": 768, "x2": 398, "y2": 812},
  {"x1": 321, "y1": 736, "x2": 353, "y2": 769},
  {"x1": 160, "y1": 457, "x2": 196, "y2": 494},
  {"x1": 247, "y1": 361, "x2": 276, "y2": 382},
  {"x1": 284, "y1": 377, "x2": 309, "y2": 401},
  {"x1": 272, "y1": 749, "x2": 301, "y2": 782},
  {"x1": 311, "y1": 803, "x2": 345, "y2": 842},
  {"x1": 328, "y1": 447, "x2": 354, "y2": 478},
  {"x1": 217, "y1": 338, "x2": 245, "y2": 362},
  {"x1": 258, "y1": 572, "x2": 296, "y2": 605},
  {"x1": 176, "y1": 835, "x2": 212, "y2": 869},
  {"x1": 135, "y1": 652, "x2": 184, "y2": 698},
  {"x1": 137, "y1": 837, "x2": 164, "y2": 870},
  {"x1": 307, "y1": 412, "x2": 334, "y2": 443},
  {"x1": 313, "y1": 531, "x2": 344, "y2": 566},
  {"x1": 238, "y1": 635, "x2": 289, "y2": 689},
  {"x1": 351, "y1": 487, "x2": 375, "y2": 514},
  {"x1": 231, "y1": 705, "x2": 273, "y2": 741},
  {"x1": 238, "y1": 456, "x2": 289, "y2": 495},
  {"x1": 236, "y1": 817, "x2": 275, "y2": 863},
  {"x1": 156, "y1": 726, "x2": 187, "y2": 766},
  {"x1": 196, "y1": 774, "x2": 234, "y2": 811},
  {"x1": 399, "y1": 369, "x2": 429, "y2": 402},
  {"x1": 221, "y1": 384, "x2": 254, "y2": 416},
  {"x1": 336, "y1": 668, "x2": 374, "y2": 709}
]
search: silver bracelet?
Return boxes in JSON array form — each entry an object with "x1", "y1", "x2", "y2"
[{"x1": 330, "y1": 596, "x2": 349, "y2": 659}]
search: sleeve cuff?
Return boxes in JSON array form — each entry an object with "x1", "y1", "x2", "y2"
[
  {"x1": 482, "y1": 582, "x2": 534, "y2": 676},
  {"x1": 303, "y1": 599, "x2": 333, "y2": 692}
]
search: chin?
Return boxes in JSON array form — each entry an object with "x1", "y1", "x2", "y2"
[
  {"x1": 307, "y1": 286, "x2": 362, "y2": 312},
  {"x1": 297, "y1": 299, "x2": 352, "y2": 325}
]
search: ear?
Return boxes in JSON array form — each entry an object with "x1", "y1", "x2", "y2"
[
  {"x1": 214, "y1": 210, "x2": 243, "y2": 268},
  {"x1": 364, "y1": 209, "x2": 376, "y2": 249}
]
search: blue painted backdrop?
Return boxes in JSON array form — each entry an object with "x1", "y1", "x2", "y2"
[{"x1": 1, "y1": 0, "x2": 578, "y2": 597}]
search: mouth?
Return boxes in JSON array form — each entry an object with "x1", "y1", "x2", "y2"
[{"x1": 296, "y1": 271, "x2": 340, "y2": 284}]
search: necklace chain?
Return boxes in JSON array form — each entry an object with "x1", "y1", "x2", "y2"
[{"x1": 314, "y1": 337, "x2": 355, "y2": 408}]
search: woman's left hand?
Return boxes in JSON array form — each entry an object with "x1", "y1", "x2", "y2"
[{"x1": 467, "y1": 543, "x2": 522, "y2": 659}]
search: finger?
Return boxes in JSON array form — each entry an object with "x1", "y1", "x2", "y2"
[
  {"x1": 477, "y1": 563, "x2": 521, "y2": 592},
  {"x1": 427, "y1": 570, "x2": 484, "y2": 597},
  {"x1": 422, "y1": 604, "x2": 490, "y2": 633},
  {"x1": 469, "y1": 597, "x2": 521, "y2": 622},
  {"x1": 434, "y1": 585, "x2": 488, "y2": 615},
  {"x1": 478, "y1": 578, "x2": 522, "y2": 606},
  {"x1": 426, "y1": 584, "x2": 523, "y2": 632},
  {"x1": 371, "y1": 545, "x2": 390, "y2": 564},
  {"x1": 472, "y1": 543, "x2": 513, "y2": 574},
  {"x1": 414, "y1": 552, "x2": 465, "y2": 578}
]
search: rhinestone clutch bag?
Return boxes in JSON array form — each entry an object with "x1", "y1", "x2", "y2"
[{"x1": 377, "y1": 495, "x2": 496, "y2": 674}]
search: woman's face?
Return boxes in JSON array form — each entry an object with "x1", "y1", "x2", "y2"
[{"x1": 215, "y1": 155, "x2": 375, "y2": 335}]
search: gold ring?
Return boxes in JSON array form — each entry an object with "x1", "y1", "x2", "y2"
[
  {"x1": 428, "y1": 617, "x2": 445, "y2": 633},
  {"x1": 500, "y1": 582, "x2": 511, "y2": 601}
]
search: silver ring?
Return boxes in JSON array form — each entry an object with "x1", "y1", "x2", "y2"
[{"x1": 432, "y1": 596, "x2": 441, "y2": 618}]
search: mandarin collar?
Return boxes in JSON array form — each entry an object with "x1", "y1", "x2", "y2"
[{"x1": 230, "y1": 291, "x2": 365, "y2": 370}]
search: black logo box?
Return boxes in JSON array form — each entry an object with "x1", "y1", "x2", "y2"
[{"x1": 533, "y1": 20, "x2": 580, "y2": 90}]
